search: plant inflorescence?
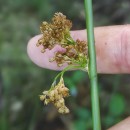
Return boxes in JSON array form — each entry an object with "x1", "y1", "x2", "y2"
[{"x1": 37, "y1": 12, "x2": 88, "y2": 114}]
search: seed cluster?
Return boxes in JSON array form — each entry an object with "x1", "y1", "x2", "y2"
[
  {"x1": 37, "y1": 12, "x2": 88, "y2": 68},
  {"x1": 38, "y1": 12, "x2": 88, "y2": 114},
  {"x1": 53, "y1": 39, "x2": 88, "y2": 67},
  {"x1": 37, "y1": 12, "x2": 72, "y2": 53},
  {"x1": 40, "y1": 77, "x2": 70, "y2": 114}
]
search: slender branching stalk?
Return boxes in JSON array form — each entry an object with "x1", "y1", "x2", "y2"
[{"x1": 84, "y1": 0, "x2": 101, "y2": 130}]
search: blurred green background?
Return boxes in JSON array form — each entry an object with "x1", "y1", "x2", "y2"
[{"x1": 0, "y1": 0, "x2": 130, "y2": 130}]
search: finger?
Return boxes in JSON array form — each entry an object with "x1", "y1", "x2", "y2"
[
  {"x1": 108, "y1": 117, "x2": 130, "y2": 130},
  {"x1": 27, "y1": 25, "x2": 130, "y2": 73},
  {"x1": 27, "y1": 35, "x2": 67, "y2": 70},
  {"x1": 94, "y1": 25, "x2": 130, "y2": 73}
]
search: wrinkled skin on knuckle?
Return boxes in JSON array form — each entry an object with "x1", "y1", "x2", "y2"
[{"x1": 114, "y1": 26, "x2": 130, "y2": 73}]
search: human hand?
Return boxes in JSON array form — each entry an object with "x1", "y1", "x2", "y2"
[
  {"x1": 27, "y1": 25, "x2": 130, "y2": 129},
  {"x1": 28, "y1": 25, "x2": 130, "y2": 74}
]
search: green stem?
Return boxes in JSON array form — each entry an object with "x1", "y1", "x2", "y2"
[
  {"x1": 84, "y1": 0, "x2": 101, "y2": 130},
  {"x1": 51, "y1": 65, "x2": 81, "y2": 89}
]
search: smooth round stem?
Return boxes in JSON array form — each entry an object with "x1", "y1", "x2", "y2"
[{"x1": 84, "y1": 0, "x2": 101, "y2": 130}]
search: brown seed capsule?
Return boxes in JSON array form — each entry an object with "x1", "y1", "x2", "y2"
[
  {"x1": 42, "y1": 21, "x2": 48, "y2": 25},
  {"x1": 55, "y1": 94, "x2": 62, "y2": 100},
  {"x1": 62, "y1": 92, "x2": 69, "y2": 97},
  {"x1": 50, "y1": 96, "x2": 55, "y2": 102},
  {"x1": 54, "y1": 101, "x2": 63, "y2": 108},
  {"x1": 64, "y1": 106, "x2": 70, "y2": 113},
  {"x1": 41, "y1": 48, "x2": 45, "y2": 53},
  {"x1": 43, "y1": 91, "x2": 49, "y2": 95},
  {"x1": 36, "y1": 42, "x2": 40, "y2": 47},
  {"x1": 44, "y1": 99, "x2": 50, "y2": 105},
  {"x1": 54, "y1": 89, "x2": 58, "y2": 96},
  {"x1": 49, "y1": 90, "x2": 55, "y2": 97},
  {"x1": 59, "y1": 98, "x2": 64, "y2": 104},
  {"x1": 58, "y1": 107, "x2": 65, "y2": 114},
  {"x1": 39, "y1": 95, "x2": 46, "y2": 101},
  {"x1": 57, "y1": 64, "x2": 63, "y2": 67},
  {"x1": 49, "y1": 58, "x2": 55, "y2": 62}
]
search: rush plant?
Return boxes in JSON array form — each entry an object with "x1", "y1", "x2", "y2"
[
  {"x1": 38, "y1": 12, "x2": 88, "y2": 114},
  {"x1": 37, "y1": 0, "x2": 101, "y2": 129}
]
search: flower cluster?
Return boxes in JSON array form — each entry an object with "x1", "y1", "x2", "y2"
[
  {"x1": 38, "y1": 12, "x2": 88, "y2": 114},
  {"x1": 52, "y1": 39, "x2": 88, "y2": 67},
  {"x1": 40, "y1": 77, "x2": 70, "y2": 114},
  {"x1": 36, "y1": 12, "x2": 72, "y2": 52},
  {"x1": 37, "y1": 12, "x2": 88, "y2": 68}
]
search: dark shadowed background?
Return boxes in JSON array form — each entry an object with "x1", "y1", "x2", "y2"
[{"x1": 0, "y1": 0, "x2": 130, "y2": 130}]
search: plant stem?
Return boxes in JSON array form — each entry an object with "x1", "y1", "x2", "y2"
[{"x1": 84, "y1": 0, "x2": 101, "y2": 130}]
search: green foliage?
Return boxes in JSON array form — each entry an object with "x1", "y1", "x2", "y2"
[
  {"x1": 104, "y1": 116, "x2": 116, "y2": 127},
  {"x1": 71, "y1": 71, "x2": 86, "y2": 84},
  {"x1": 65, "y1": 77, "x2": 77, "y2": 96},
  {"x1": 74, "y1": 107, "x2": 92, "y2": 130},
  {"x1": 74, "y1": 120, "x2": 87, "y2": 130},
  {"x1": 75, "y1": 107, "x2": 91, "y2": 120},
  {"x1": 65, "y1": 71, "x2": 86, "y2": 96},
  {"x1": 109, "y1": 94, "x2": 126, "y2": 116}
]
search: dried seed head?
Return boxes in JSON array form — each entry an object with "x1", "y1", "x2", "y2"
[
  {"x1": 54, "y1": 101, "x2": 63, "y2": 108},
  {"x1": 64, "y1": 106, "x2": 70, "y2": 113},
  {"x1": 43, "y1": 91, "x2": 49, "y2": 95},
  {"x1": 37, "y1": 12, "x2": 88, "y2": 68},
  {"x1": 76, "y1": 39, "x2": 88, "y2": 55},
  {"x1": 39, "y1": 95, "x2": 46, "y2": 101},
  {"x1": 50, "y1": 96, "x2": 55, "y2": 102},
  {"x1": 40, "y1": 77, "x2": 70, "y2": 114},
  {"x1": 58, "y1": 107, "x2": 65, "y2": 114},
  {"x1": 49, "y1": 90, "x2": 55, "y2": 97},
  {"x1": 54, "y1": 89, "x2": 59, "y2": 96},
  {"x1": 58, "y1": 106, "x2": 70, "y2": 114},
  {"x1": 59, "y1": 98, "x2": 64, "y2": 104},
  {"x1": 44, "y1": 99, "x2": 50, "y2": 105},
  {"x1": 38, "y1": 13, "x2": 89, "y2": 114},
  {"x1": 37, "y1": 12, "x2": 73, "y2": 55}
]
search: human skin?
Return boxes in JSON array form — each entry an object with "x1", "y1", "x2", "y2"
[
  {"x1": 27, "y1": 25, "x2": 130, "y2": 129},
  {"x1": 108, "y1": 116, "x2": 130, "y2": 130},
  {"x1": 28, "y1": 25, "x2": 130, "y2": 73}
]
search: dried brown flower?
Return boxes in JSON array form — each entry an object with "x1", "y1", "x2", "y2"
[
  {"x1": 37, "y1": 12, "x2": 88, "y2": 68},
  {"x1": 40, "y1": 77, "x2": 70, "y2": 114},
  {"x1": 38, "y1": 13, "x2": 89, "y2": 114},
  {"x1": 37, "y1": 12, "x2": 72, "y2": 53}
]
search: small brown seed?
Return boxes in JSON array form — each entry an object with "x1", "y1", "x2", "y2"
[
  {"x1": 58, "y1": 107, "x2": 65, "y2": 114},
  {"x1": 59, "y1": 98, "x2": 64, "y2": 104},
  {"x1": 39, "y1": 95, "x2": 45, "y2": 101}
]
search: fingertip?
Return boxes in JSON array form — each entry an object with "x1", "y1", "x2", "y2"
[
  {"x1": 27, "y1": 34, "x2": 43, "y2": 67},
  {"x1": 27, "y1": 30, "x2": 87, "y2": 71},
  {"x1": 27, "y1": 35, "x2": 66, "y2": 70}
]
